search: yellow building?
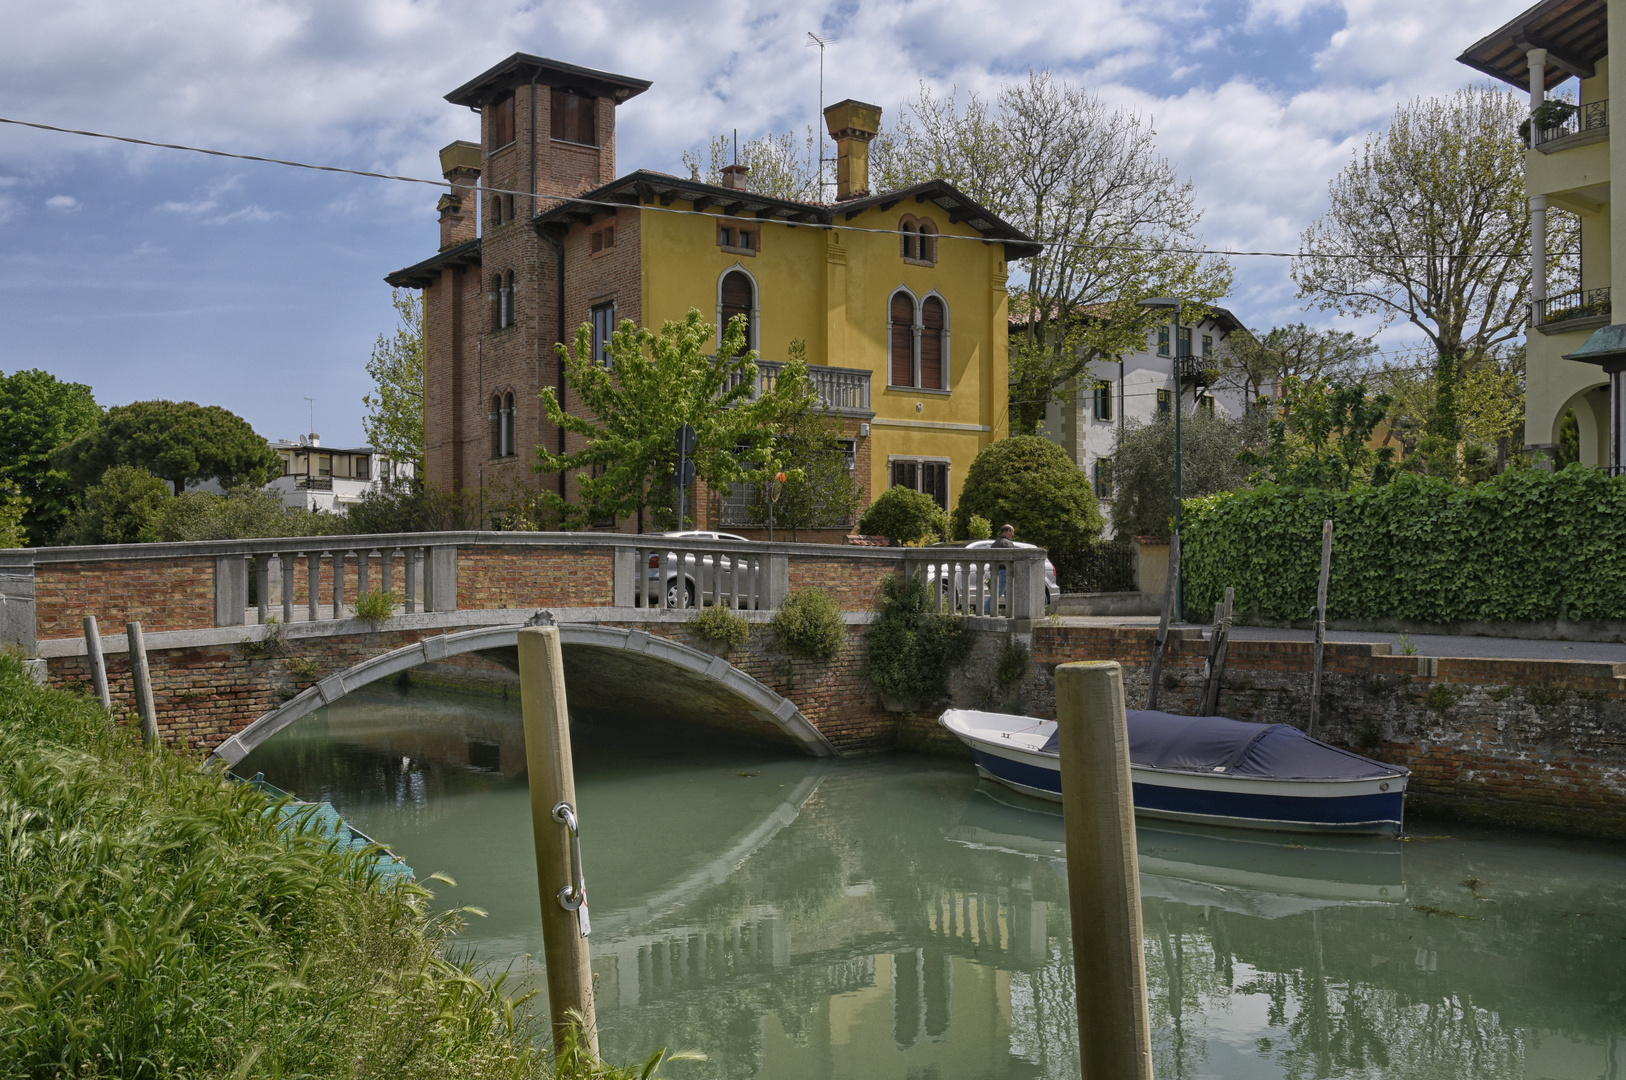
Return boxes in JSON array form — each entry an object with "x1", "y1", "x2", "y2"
[
  {"x1": 1460, "y1": 0, "x2": 1621, "y2": 469},
  {"x1": 386, "y1": 55, "x2": 1038, "y2": 535}
]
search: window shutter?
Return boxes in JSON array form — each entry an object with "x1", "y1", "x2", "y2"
[
  {"x1": 920, "y1": 297, "x2": 946, "y2": 389},
  {"x1": 721, "y1": 271, "x2": 753, "y2": 346},
  {"x1": 890, "y1": 293, "x2": 915, "y2": 386}
]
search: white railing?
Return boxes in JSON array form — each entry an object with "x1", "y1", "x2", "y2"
[
  {"x1": 237, "y1": 543, "x2": 440, "y2": 625},
  {"x1": 735, "y1": 361, "x2": 873, "y2": 416},
  {"x1": 906, "y1": 553, "x2": 1045, "y2": 619},
  {"x1": 630, "y1": 541, "x2": 783, "y2": 610}
]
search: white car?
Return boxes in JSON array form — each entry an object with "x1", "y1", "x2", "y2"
[
  {"x1": 924, "y1": 539, "x2": 1061, "y2": 611},
  {"x1": 641, "y1": 530, "x2": 752, "y2": 608}
]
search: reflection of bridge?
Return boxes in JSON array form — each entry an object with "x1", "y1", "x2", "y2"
[{"x1": 7, "y1": 531, "x2": 1048, "y2": 757}]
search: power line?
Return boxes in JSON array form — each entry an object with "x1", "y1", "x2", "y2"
[{"x1": 0, "y1": 113, "x2": 1562, "y2": 262}]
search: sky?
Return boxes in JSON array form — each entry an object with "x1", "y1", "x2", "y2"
[{"x1": 0, "y1": 0, "x2": 1537, "y2": 448}]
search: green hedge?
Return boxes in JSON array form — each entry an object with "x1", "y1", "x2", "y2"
[{"x1": 1182, "y1": 467, "x2": 1626, "y2": 623}]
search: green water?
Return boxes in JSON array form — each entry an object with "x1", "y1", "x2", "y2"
[{"x1": 239, "y1": 683, "x2": 1626, "y2": 1080}]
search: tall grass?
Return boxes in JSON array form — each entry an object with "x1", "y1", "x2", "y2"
[{"x1": 0, "y1": 656, "x2": 685, "y2": 1079}]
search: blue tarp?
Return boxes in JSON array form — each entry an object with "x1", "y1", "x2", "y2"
[{"x1": 1039, "y1": 710, "x2": 1407, "y2": 781}]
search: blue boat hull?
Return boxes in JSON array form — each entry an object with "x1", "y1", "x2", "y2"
[{"x1": 968, "y1": 745, "x2": 1405, "y2": 836}]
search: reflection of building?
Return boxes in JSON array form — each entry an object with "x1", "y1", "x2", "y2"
[
  {"x1": 1459, "y1": 2, "x2": 1617, "y2": 468},
  {"x1": 385, "y1": 53, "x2": 1038, "y2": 536},
  {"x1": 267, "y1": 435, "x2": 414, "y2": 513},
  {"x1": 1036, "y1": 307, "x2": 1249, "y2": 532}
]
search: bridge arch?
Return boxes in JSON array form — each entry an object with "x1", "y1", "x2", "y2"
[{"x1": 207, "y1": 623, "x2": 838, "y2": 768}]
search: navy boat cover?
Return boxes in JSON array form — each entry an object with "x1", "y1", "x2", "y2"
[{"x1": 1039, "y1": 710, "x2": 1407, "y2": 781}]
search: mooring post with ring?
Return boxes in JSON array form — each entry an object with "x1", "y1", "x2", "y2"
[{"x1": 518, "y1": 621, "x2": 597, "y2": 1054}]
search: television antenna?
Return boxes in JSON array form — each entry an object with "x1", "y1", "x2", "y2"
[
  {"x1": 303, "y1": 396, "x2": 316, "y2": 440},
  {"x1": 805, "y1": 32, "x2": 838, "y2": 202}
]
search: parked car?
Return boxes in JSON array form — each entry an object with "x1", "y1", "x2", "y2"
[
  {"x1": 923, "y1": 540, "x2": 1061, "y2": 610},
  {"x1": 640, "y1": 530, "x2": 753, "y2": 608}
]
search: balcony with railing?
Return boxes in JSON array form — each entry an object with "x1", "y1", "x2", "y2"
[
  {"x1": 1534, "y1": 100, "x2": 1608, "y2": 152},
  {"x1": 730, "y1": 360, "x2": 874, "y2": 418},
  {"x1": 1176, "y1": 354, "x2": 1220, "y2": 386},
  {"x1": 1534, "y1": 286, "x2": 1611, "y2": 334}
]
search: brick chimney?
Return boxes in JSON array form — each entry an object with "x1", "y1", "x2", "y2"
[
  {"x1": 437, "y1": 140, "x2": 481, "y2": 249},
  {"x1": 721, "y1": 163, "x2": 750, "y2": 191},
  {"x1": 823, "y1": 99, "x2": 882, "y2": 201}
]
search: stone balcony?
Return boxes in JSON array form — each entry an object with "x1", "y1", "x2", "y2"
[
  {"x1": 1534, "y1": 286, "x2": 1611, "y2": 335},
  {"x1": 734, "y1": 360, "x2": 875, "y2": 418},
  {"x1": 1534, "y1": 100, "x2": 1608, "y2": 153}
]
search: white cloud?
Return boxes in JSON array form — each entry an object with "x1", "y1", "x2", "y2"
[{"x1": 45, "y1": 194, "x2": 79, "y2": 210}]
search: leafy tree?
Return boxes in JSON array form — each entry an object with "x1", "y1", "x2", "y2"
[
  {"x1": 537, "y1": 310, "x2": 801, "y2": 532},
  {"x1": 1374, "y1": 350, "x2": 1526, "y2": 478},
  {"x1": 1215, "y1": 324, "x2": 1377, "y2": 407},
  {"x1": 857, "y1": 485, "x2": 948, "y2": 545},
  {"x1": 362, "y1": 289, "x2": 425, "y2": 478},
  {"x1": 56, "y1": 401, "x2": 281, "y2": 497},
  {"x1": 0, "y1": 483, "x2": 27, "y2": 548},
  {"x1": 1109, "y1": 409, "x2": 1263, "y2": 539},
  {"x1": 683, "y1": 130, "x2": 823, "y2": 202},
  {"x1": 58, "y1": 466, "x2": 172, "y2": 545},
  {"x1": 344, "y1": 481, "x2": 475, "y2": 534},
  {"x1": 1241, "y1": 377, "x2": 1395, "y2": 490},
  {"x1": 1292, "y1": 87, "x2": 1572, "y2": 444},
  {"x1": 0, "y1": 369, "x2": 102, "y2": 543},
  {"x1": 950, "y1": 435, "x2": 1102, "y2": 551},
  {"x1": 145, "y1": 486, "x2": 326, "y2": 542},
  {"x1": 874, "y1": 73, "x2": 1233, "y2": 434}
]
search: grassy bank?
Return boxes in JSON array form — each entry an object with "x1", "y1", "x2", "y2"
[{"x1": 0, "y1": 656, "x2": 666, "y2": 1079}]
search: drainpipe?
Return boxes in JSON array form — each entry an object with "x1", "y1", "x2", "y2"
[{"x1": 540, "y1": 231, "x2": 568, "y2": 500}]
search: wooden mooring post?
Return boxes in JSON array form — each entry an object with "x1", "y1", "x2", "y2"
[
  {"x1": 1199, "y1": 587, "x2": 1235, "y2": 716},
  {"x1": 517, "y1": 621, "x2": 598, "y2": 1054},
  {"x1": 1146, "y1": 531, "x2": 1180, "y2": 710},
  {"x1": 1307, "y1": 519, "x2": 1333, "y2": 738},
  {"x1": 83, "y1": 615, "x2": 111, "y2": 711},
  {"x1": 126, "y1": 620, "x2": 158, "y2": 746},
  {"x1": 1056, "y1": 660, "x2": 1154, "y2": 1080}
]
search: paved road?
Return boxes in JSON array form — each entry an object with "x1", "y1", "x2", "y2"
[{"x1": 1054, "y1": 616, "x2": 1626, "y2": 664}]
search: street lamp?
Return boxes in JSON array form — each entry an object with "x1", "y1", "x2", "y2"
[{"x1": 1139, "y1": 296, "x2": 1184, "y2": 622}]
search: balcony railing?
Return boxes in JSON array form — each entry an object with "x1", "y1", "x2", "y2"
[
  {"x1": 730, "y1": 361, "x2": 874, "y2": 416},
  {"x1": 1535, "y1": 287, "x2": 1611, "y2": 328},
  {"x1": 1534, "y1": 100, "x2": 1608, "y2": 148},
  {"x1": 296, "y1": 476, "x2": 334, "y2": 491},
  {"x1": 1177, "y1": 355, "x2": 1220, "y2": 386}
]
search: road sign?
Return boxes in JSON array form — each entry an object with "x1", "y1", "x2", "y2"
[
  {"x1": 674, "y1": 459, "x2": 696, "y2": 488},
  {"x1": 675, "y1": 423, "x2": 697, "y2": 456}
]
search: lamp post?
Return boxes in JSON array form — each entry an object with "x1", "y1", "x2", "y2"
[{"x1": 1139, "y1": 297, "x2": 1184, "y2": 622}]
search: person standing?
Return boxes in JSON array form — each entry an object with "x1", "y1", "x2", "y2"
[
  {"x1": 992, "y1": 524, "x2": 1016, "y2": 548},
  {"x1": 989, "y1": 524, "x2": 1016, "y2": 611}
]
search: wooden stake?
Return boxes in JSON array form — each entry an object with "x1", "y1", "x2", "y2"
[
  {"x1": 1199, "y1": 588, "x2": 1235, "y2": 716},
  {"x1": 1146, "y1": 532, "x2": 1180, "y2": 710},
  {"x1": 1307, "y1": 519, "x2": 1333, "y2": 738},
  {"x1": 83, "y1": 615, "x2": 111, "y2": 712},
  {"x1": 1056, "y1": 661, "x2": 1154, "y2": 1080},
  {"x1": 127, "y1": 621, "x2": 158, "y2": 747},
  {"x1": 517, "y1": 623, "x2": 598, "y2": 1054}
]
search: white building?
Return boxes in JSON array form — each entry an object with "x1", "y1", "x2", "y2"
[
  {"x1": 267, "y1": 434, "x2": 415, "y2": 514},
  {"x1": 1037, "y1": 307, "x2": 1251, "y2": 534}
]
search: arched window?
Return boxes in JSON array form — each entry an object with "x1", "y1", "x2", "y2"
[
  {"x1": 501, "y1": 271, "x2": 515, "y2": 328},
  {"x1": 719, "y1": 269, "x2": 756, "y2": 352},
  {"x1": 502, "y1": 392, "x2": 516, "y2": 457},
  {"x1": 489, "y1": 274, "x2": 504, "y2": 329},
  {"x1": 917, "y1": 220, "x2": 938, "y2": 264},
  {"x1": 489, "y1": 393, "x2": 503, "y2": 458},
  {"x1": 921, "y1": 296, "x2": 947, "y2": 390},
  {"x1": 890, "y1": 291, "x2": 916, "y2": 387},
  {"x1": 900, "y1": 221, "x2": 917, "y2": 261}
]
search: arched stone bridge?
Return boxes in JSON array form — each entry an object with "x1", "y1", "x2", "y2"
[{"x1": 7, "y1": 531, "x2": 1049, "y2": 758}]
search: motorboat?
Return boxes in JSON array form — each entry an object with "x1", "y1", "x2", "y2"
[{"x1": 938, "y1": 707, "x2": 1408, "y2": 836}]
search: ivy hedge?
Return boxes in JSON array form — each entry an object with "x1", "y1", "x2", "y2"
[{"x1": 1182, "y1": 467, "x2": 1626, "y2": 624}]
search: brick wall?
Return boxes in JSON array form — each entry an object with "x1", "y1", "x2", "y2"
[
  {"x1": 36, "y1": 558, "x2": 215, "y2": 637},
  {"x1": 1027, "y1": 625, "x2": 1626, "y2": 836},
  {"x1": 457, "y1": 546, "x2": 615, "y2": 608}
]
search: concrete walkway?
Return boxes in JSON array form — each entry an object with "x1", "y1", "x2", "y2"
[{"x1": 1053, "y1": 616, "x2": 1626, "y2": 664}]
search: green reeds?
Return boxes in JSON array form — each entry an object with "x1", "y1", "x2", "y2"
[{"x1": 0, "y1": 656, "x2": 679, "y2": 1079}]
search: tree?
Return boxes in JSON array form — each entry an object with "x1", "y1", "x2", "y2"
[
  {"x1": 55, "y1": 401, "x2": 281, "y2": 496},
  {"x1": 362, "y1": 289, "x2": 425, "y2": 478},
  {"x1": 683, "y1": 130, "x2": 823, "y2": 202},
  {"x1": 1215, "y1": 324, "x2": 1378, "y2": 407},
  {"x1": 874, "y1": 73, "x2": 1233, "y2": 434},
  {"x1": 58, "y1": 466, "x2": 172, "y2": 545},
  {"x1": 950, "y1": 435, "x2": 1103, "y2": 552},
  {"x1": 0, "y1": 369, "x2": 102, "y2": 544},
  {"x1": 1240, "y1": 378, "x2": 1395, "y2": 490},
  {"x1": 1292, "y1": 86, "x2": 1573, "y2": 443},
  {"x1": 857, "y1": 485, "x2": 948, "y2": 545},
  {"x1": 0, "y1": 483, "x2": 27, "y2": 549},
  {"x1": 536, "y1": 310, "x2": 802, "y2": 531},
  {"x1": 1110, "y1": 409, "x2": 1264, "y2": 539},
  {"x1": 145, "y1": 486, "x2": 325, "y2": 542},
  {"x1": 1373, "y1": 349, "x2": 1526, "y2": 479}
]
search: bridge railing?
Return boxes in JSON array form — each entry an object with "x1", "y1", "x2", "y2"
[{"x1": 7, "y1": 532, "x2": 1051, "y2": 649}]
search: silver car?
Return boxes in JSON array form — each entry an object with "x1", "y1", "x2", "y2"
[
  {"x1": 924, "y1": 539, "x2": 1061, "y2": 611},
  {"x1": 641, "y1": 530, "x2": 752, "y2": 608}
]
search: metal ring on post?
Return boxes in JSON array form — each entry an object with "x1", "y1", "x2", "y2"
[{"x1": 552, "y1": 801, "x2": 587, "y2": 913}]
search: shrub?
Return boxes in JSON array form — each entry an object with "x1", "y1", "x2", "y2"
[
  {"x1": 863, "y1": 573, "x2": 976, "y2": 707},
  {"x1": 950, "y1": 436, "x2": 1102, "y2": 552},
  {"x1": 1182, "y1": 466, "x2": 1626, "y2": 623},
  {"x1": 352, "y1": 589, "x2": 402, "y2": 624},
  {"x1": 995, "y1": 638, "x2": 1029, "y2": 688},
  {"x1": 146, "y1": 484, "x2": 333, "y2": 542},
  {"x1": 857, "y1": 485, "x2": 948, "y2": 544},
  {"x1": 690, "y1": 603, "x2": 751, "y2": 650},
  {"x1": 57, "y1": 465, "x2": 171, "y2": 545},
  {"x1": 770, "y1": 588, "x2": 846, "y2": 659},
  {"x1": 965, "y1": 514, "x2": 993, "y2": 542}
]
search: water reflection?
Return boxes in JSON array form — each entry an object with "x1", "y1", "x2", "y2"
[{"x1": 240, "y1": 684, "x2": 1626, "y2": 1080}]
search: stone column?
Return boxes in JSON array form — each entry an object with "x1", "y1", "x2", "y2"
[
  {"x1": 1531, "y1": 194, "x2": 1549, "y2": 324},
  {"x1": 1527, "y1": 47, "x2": 1547, "y2": 109}
]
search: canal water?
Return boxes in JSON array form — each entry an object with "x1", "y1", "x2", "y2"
[{"x1": 238, "y1": 682, "x2": 1626, "y2": 1080}]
